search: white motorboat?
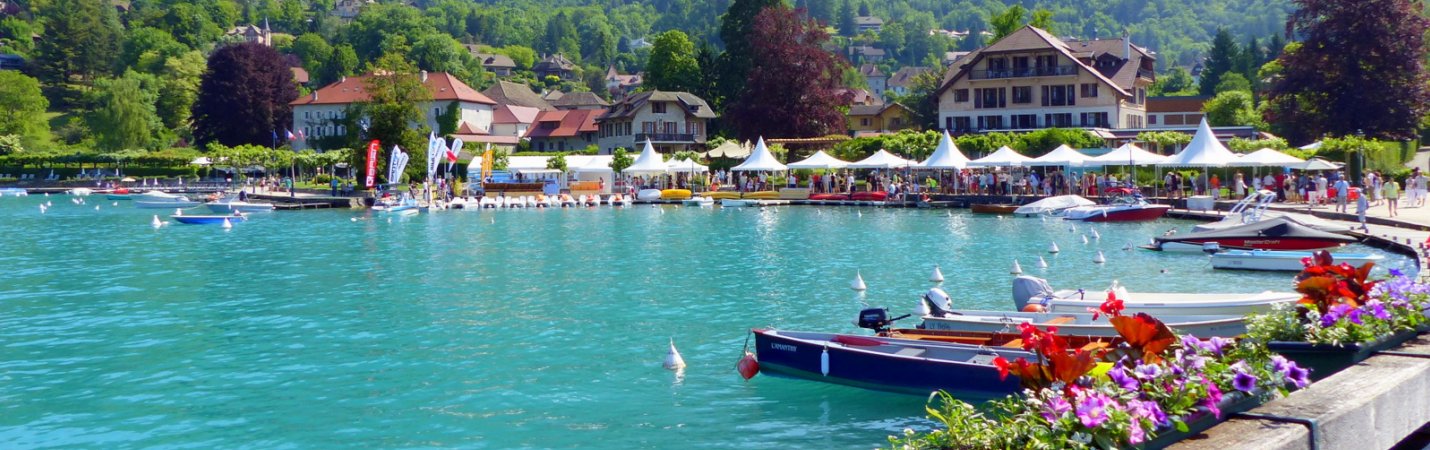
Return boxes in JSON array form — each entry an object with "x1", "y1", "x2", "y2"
[
  {"x1": 1013, "y1": 195, "x2": 1094, "y2": 217},
  {"x1": 1192, "y1": 190, "x2": 1346, "y2": 233},
  {"x1": 205, "y1": 194, "x2": 275, "y2": 214},
  {"x1": 68, "y1": 188, "x2": 94, "y2": 196},
  {"x1": 1061, "y1": 189, "x2": 1170, "y2": 222},
  {"x1": 1009, "y1": 276, "x2": 1299, "y2": 316},
  {"x1": 134, "y1": 195, "x2": 201, "y2": 208},
  {"x1": 920, "y1": 309, "x2": 1247, "y2": 338},
  {"x1": 373, "y1": 194, "x2": 420, "y2": 214},
  {"x1": 682, "y1": 196, "x2": 715, "y2": 207},
  {"x1": 1211, "y1": 250, "x2": 1385, "y2": 271},
  {"x1": 137, "y1": 190, "x2": 185, "y2": 200}
]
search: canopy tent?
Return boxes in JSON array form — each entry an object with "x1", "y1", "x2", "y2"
[
  {"x1": 666, "y1": 157, "x2": 709, "y2": 173},
  {"x1": 1228, "y1": 148, "x2": 1306, "y2": 167},
  {"x1": 731, "y1": 137, "x2": 788, "y2": 172},
  {"x1": 191, "y1": 156, "x2": 213, "y2": 166},
  {"x1": 1027, "y1": 144, "x2": 1089, "y2": 167},
  {"x1": 918, "y1": 130, "x2": 970, "y2": 169},
  {"x1": 571, "y1": 155, "x2": 616, "y2": 173},
  {"x1": 622, "y1": 139, "x2": 669, "y2": 174},
  {"x1": 968, "y1": 146, "x2": 1035, "y2": 167},
  {"x1": 1159, "y1": 119, "x2": 1240, "y2": 168},
  {"x1": 1298, "y1": 141, "x2": 1323, "y2": 151},
  {"x1": 847, "y1": 149, "x2": 916, "y2": 169},
  {"x1": 1088, "y1": 143, "x2": 1168, "y2": 166},
  {"x1": 787, "y1": 150, "x2": 849, "y2": 169},
  {"x1": 1300, "y1": 158, "x2": 1342, "y2": 171},
  {"x1": 702, "y1": 140, "x2": 752, "y2": 159}
]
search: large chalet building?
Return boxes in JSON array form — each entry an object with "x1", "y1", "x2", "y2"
[
  {"x1": 289, "y1": 71, "x2": 497, "y2": 150},
  {"x1": 594, "y1": 90, "x2": 715, "y2": 154},
  {"x1": 935, "y1": 26, "x2": 1155, "y2": 134}
]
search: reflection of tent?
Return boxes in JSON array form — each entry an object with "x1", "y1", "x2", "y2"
[
  {"x1": 666, "y1": 158, "x2": 708, "y2": 173},
  {"x1": 1087, "y1": 143, "x2": 1168, "y2": 166},
  {"x1": 1159, "y1": 119, "x2": 1240, "y2": 168},
  {"x1": 787, "y1": 150, "x2": 849, "y2": 169},
  {"x1": 623, "y1": 139, "x2": 669, "y2": 174},
  {"x1": 969, "y1": 146, "x2": 1034, "y2": 167},
  {"x1": 702, "y1": 140, "x2": 751, "y2": 158},
  {"x1": 1300, "y1": 158, "x2": 1342, "y2": 171},
  {"x1": 1027, "y1": 144, "x2": 1088, "y2": 167},
  {"x1": 847, "y1": 149, "x2": 915, "y2": 169},
  {"x1": 731, "y1": 137, "x2": 788, "y2": 172},
  {"x1": 1229, "y1": 148, "x2": 1306, "y2": 167},
  {"x1": 918, "y1": 131, "x2": 969, "y2": 169}
]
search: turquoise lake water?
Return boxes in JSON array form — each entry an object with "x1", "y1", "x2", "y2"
[{"x1": 0, "y1": 195, "x2": 1414, "y2": 449}]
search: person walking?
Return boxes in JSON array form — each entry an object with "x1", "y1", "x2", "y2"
[
  {"x1": 1332, "y1": 175, "x2": 1349, "y2": 213},
  {"x1": 1355, "y1": 184, "x2": 1369, "y2": 232},
  {"x1": 1383, "y1": 175, "x2": 1401, "y2": 217},
  {"x1": 1234, "y1": 171, "x2": 1245, "y2": 198}
]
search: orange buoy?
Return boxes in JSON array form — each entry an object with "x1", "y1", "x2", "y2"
[
  {"x1": 1022, "y1": 304, "x2": 1047, "y2": 313},
  {"x1": 737, "y1": 351, "x2": 759, "y2": 380}
]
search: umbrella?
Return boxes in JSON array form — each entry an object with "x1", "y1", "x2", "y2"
[{"x1": 1300, "y1": 158, "x2": 1341, "y2": 171}]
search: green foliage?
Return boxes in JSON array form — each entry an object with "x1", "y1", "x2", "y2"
[
  {"x1": 436, "y1": 101, "x2": 461, "y2": 136},
  {"x1": 1214, "y1": 72, "x2": 1252, "y2": 94},
  {"x1": 156, "y1": 51, "x2": 205, "y2": 134},
  {"x1": 1316, "y1": 135, "x2": 1410, "y2": 174},
  {"x1": 0, "y1": 17, "x2": 34, "y2": 57},
  {"x1": 363, "y1": 53, "x2": 432, "y2": 181},
  {"x1": 989, "y1": 5, "x2": 1027, "y2": 40},
  {"x1": 1151, "y1": 67, "x2": 1197, "y2": 96},
  {"x1": 0, "y1": 71, "x2": 51, "y2": 148},
  {"x1": 1137, "y1": 130, "x2": 1194, "y2": 154},
  {"x1": 1227, "y1": 137, "x2": 1289, "y2": 153},
  {"x1": 609, "y1": 147, "x2": 633, "y2": 173},
  {"x1": 1200, "y1": 28, "x2": 1239, "y2": 96},
  {"x1": 33, "y1": 0, "x2": 123, "y2": 87},
  {"x1": 645, "y1": 30, "x2": 700, "y2": 93},
  {"x1": 88, "y1": 71, "x2": 166, "y2": 151},
  {"x1": 1203, "y1": 90, "x2": 1263, "y2": 128},
  {"x1": 291, "y1": 33, "x2": 333, "y2": 84},
  {"x1": 545, "y1": 152, "x2": 568, "y2": 172},
  {"x1": 0, "y1": 134, "x2": 25, "y2": 156}
]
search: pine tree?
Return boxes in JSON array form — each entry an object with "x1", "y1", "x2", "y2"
[
  {"x1": 838, "y1": 0, "x2": 856, "y2": 36},
  {"x1": 1199, "y1": 29, "x2": 1240, "y2": 96},
  {"x1": 32, "y1": 0, "x2": 122, "y2": 89}
]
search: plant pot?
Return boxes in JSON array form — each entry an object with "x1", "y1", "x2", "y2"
[
  {"x1": 1139, "y1": 392, "x2": 1262, "y2": 449},
  {"x1": 1267, "y1": 329, "x2": 1421, "y2": 381}
]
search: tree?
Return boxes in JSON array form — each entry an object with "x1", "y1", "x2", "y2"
[
  {"x1": 837, "y1": 0, "x2": 856, "y2": 37},
  {"x1": 1199, "y1": 28, "x2": 1239, "y2": 96},
  {"x1": 32, "y1": 0, "x2": 123, "y2": 88},
  {"x1": 990, "y1": 5, "x2": 1027, "y2": 40},
  {"x1": 1265, "y1": 0, "x2": 1430, "y2": 142},
  {"x1": 728, "y1": 5, "x2": 850, "y2": 140},
  {"x1": 1029, "y1": 8, "x2": 1055, "y2": 32},
  {"x1": 887, "y1": 70, "x2": 941, "y2": 129},
  {"x1": 717, "y1": 0, "x2": 783, "y2": 118},
  {"x1": 157, "y1": 3, "x2": 223, "y2": 49},
  {"x1": 1214, "y1": 73, "x2": 1252, "y2": 94},
  {"x1": 545, "y1": 152, "x2": 568, "y2": 172},
  {"x1": 1203, "y1": 90, "x2": 1262, "y2": 128},
  {"x1": 363, "y1": 52, "x2": 431, "y2": 182},
  {"x1": 646, "y1": 30, "x2": 701, "y2": 93},
  {"x1": 157, "y1": 51, "x2": 207, "y2": 133},
  {"x1": 1151, "y1": 67, "x2": 1195, "y2": 95},
  {"x1": 119, "y1": 27, "x2": 189, "y2": 74},
  {"x1": 436, "y1": 100, "x2": 460, "y2": 136},
  {"x1": 192, "y1": 43, "x2": 299, "y2": 148},
  {"x1": 323, "y1": 44, "x2": 359, "y2": 85},
  {"x1": 291, "y1": 34, "x2": 334, "y2": 84},
  {"x1": 88, "y1": 71, "x2": 165, "y2": 151},
  {"x1": 0, "y1": 72, "x2": 50, "y2": 147}
]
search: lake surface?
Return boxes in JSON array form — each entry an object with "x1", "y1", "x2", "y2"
[{"x1": 0, "y1": 194, "x2": 1413, "y2": 449}]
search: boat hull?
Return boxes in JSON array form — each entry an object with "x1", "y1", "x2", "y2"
[
  {"x1": 1064, "y1": 204, "x2": 1170, "y2": 222},
  {"x1": 753, "y1": 329, "x2": 1021, "y2": 399},
  {"x1": 171, "y1": 215, "x2": 247, "y2": 225},
  {"x1": 1211, "y1": 250, "x2": 1384, "y2": 271},
  {"x1": 970, "y1": 204, "x2": 1019, "y2": 214},
  {"x1": 135, "y1": 200, "x2": 201, "y2": 208},
  {"x1": 921, "y1": 313, "x2": 1247, "y2": 338},
  {"x1": 1154, "y1": 238, "x2": 1350, "y2": 251},
  {"x1": 206, "y1": 202, "x2": 275, "y2": 214}
]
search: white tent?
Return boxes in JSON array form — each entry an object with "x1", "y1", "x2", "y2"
[
  {"x1": 1159, "y1": 119, "x2": 1240, "y2": 168},
  {"x1": 787, "y1": 150, "x2": 849, "y2": 169},
  {"x1": 918, "y1": 130, "x2": 970, "y2": 169},
  {"x1": 847, "y1": 149, "x2": 915, "y2": 169},
  {"x1": 666, "y1": 158, "x2": 708, "y2": 173},
  {"x1": 191, "y1": 156, "x2": 213, "y2": 166},
  {"x1": 571, "y1": 155, "x2": 616, "y2": 173},
  {"x1": 1027, "y1": 144, "x2": 1089, "y2": 167},
  {"x1": 1229, "y1": 148, "x2": 1306, "y2": 167},
  {"x1": 1300, "y1": 158, "x2": 1342, "y2": 171},
  {"x1": 622, "y1": 139, "x2": 669, "y2": 174},
  {"x1": 702, "y1": 140, "x2": 751, "y2": 158},
  {"x1": 1088, "y1": 143, "x2": 1168, "y2": 166},
  {"x1": 968, "y1": 146, "x2": 1034, "y2": 167},
  {"x1": 731, "y1": 137, "x2": 788, "y2": 172},
  {"x1": 1298, "y1": 141, "x2": 1323, "y2": 151}
]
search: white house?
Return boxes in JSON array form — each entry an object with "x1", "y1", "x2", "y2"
[{"x1": 289, "y1": 71, "x2": 497, "y2": 150}]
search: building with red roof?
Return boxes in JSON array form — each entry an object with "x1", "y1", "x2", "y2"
[
  {"x1": 526, "y1": 108, "x2": 605, "y2": 152},
  {"x1": 288, "y1": 71, "x2": 496, "y2": 150}
]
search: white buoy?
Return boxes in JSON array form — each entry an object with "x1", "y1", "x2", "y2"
[
  {"x1": 1068, "y1": 225, "x2": 1076, "y2": 233},
  {"x1": 663, "y1": 338, "x2": 686, "y2": 370},
  {"x1": 850, "y1": 271, "x2": 867, "y2": 291},
  {"x1": 1040, "y1": 215, "x2": 1047, "y2": 222},
  {"x1": 1049, "y1": 242, "x2": 1060, "y2": 253},
  {"x1": 222, "y1": 218, "x2": 233, "y2": 229},
  {"x1": 1082, "y1": 235, "x2": 1089, "y2": 244},
  {"x1": 1037, "y1": 256, "x2": 1048, "y2": 268},
  {"x1": 38, "y1": 204, "x2": 46, "y2": 214},
  {"x1": 350, "y1": 217, "x2": 357, "y2": 222},
  {"x1": 1011, "y1": 259, "x2": 1023, "y2": 275},
  {"x1": 152, "y1": 215, "x2": 163, "y2": 228},
  {"x1": 915, "y1": 296, "x2": 931, "y2": 316},
  {"x1": 111, "y1": 202, "x2": 118, "y2": 206},
  {"x1": 46, "y1": 200, "x2": 52, "y2": 206},
  {"x1": 1123, "y1": 242, "x2": 1133, "y2": 251},
  {"x1": 1091, "y1": 229, "x2": 1101, "y2": 240},
  {"x1": 930, "y1": 265, "x2": 945, "y2": 283},
  {"x1": 857, "y1": 210, "x2": 863, "y2": 218},
  {"x1": 1093, "y1": 250, "x2": 1106, "y2": 264},
  {"x1": 94, "y1": 205, "x2": 100, "y2": 210}
]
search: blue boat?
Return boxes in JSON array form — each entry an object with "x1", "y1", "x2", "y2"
[
  {"x1": 171, "y1": 214, "x2": 248, "y2": 225},
  {"x1": 751, "y1": 328, "x2": 1026, "y2": 400},
  {"x1": 1210, "y1": 249, "x2": 1385, "y2": 271}
]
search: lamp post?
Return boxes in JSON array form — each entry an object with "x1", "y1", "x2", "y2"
[{"x1": 1354, "y1": 129, "x2": 1365, "y2": 188}]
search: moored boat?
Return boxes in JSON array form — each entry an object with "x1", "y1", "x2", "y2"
[
  {"x1": 919, "y1": 310, "x2": 1247, "y2": 338},
  {"x1": 1210, "y1": 250, "x2": 1384, "y2": 271},
  {"x1": 970, "y1": 203, "x2": 1019, "y2": 214},
  {"x1": 0, "y1": 187, "x2": 28, "y2": 196},
  {"x1": 1013, "y1": 195, "x2": 1094, "y2": 217},
  {"x1": 636, "y1": 189, "x2": 662, "y2": 201},
  {"x1": 1146, "y1": 216, "x2": 1357, "y2": 251},
  {"x1": 849, "y1": 191, "x2": 887, "y2": 201},
  {"x1": 205, "y1": 194, "x2": 275, "y2": 214},
  {"x1": 1062, "y1": 188, "x2": 1169, "y2": 222},
  {"x1": 134, "y1": 195, "x2": 201, "y2": 208},
  {"x1": 171, "y1": 213, "x2": 248, "y2": 225},
  {"x1": 1009, "y1": 277, "x2": 1298, "y2": 316}
]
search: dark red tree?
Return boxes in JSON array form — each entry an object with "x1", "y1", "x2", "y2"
[
  {"x1": 1264, "y1": 0, "x2": 1430, "y2": 143},
  {"x1": 727, "y1": 6, "x2": 851, "y2": 141},
  {"x1": 192, "y1": 43, "x2": 299, "y2": 148}
]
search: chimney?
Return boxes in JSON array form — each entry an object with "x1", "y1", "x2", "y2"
[
  {"x1": 1123, "y1": 34, "x2": 1131, "y2": 60},
  {"x1": 340, "y1": 75, "x2": 346, "y2": 83},
  {"x1": 311, "y1": 91, "x2": 318, "y2": 102},
  {"x1": 420, "y1": 70, "x2": 428, "y2": 82}
]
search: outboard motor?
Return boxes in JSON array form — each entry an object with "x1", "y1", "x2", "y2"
[
  {"x1": 1011, "y1": 275, "x2": 1056, "y2": 311},
  {"x1": 922, "y1": 288, "x2": 960, "y2": 318},
  {"x1": 856, "y1": 308, "x2": 909, "y2": 333},
  {"x1": 1201, "y1": 242, "x2": 1222, "y2": 255}
]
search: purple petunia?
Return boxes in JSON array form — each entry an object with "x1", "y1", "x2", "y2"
[
  {"x1": 1181, "y1": 334, "x2": 1202, "y2": 350},
  {"x1": 1042, "y1": 395, "x2": 1072, "y2": 422},
  {"x1": 1128, "y1": 399, "x2": 1170, "y2": 427},
  {"x1": 1108, "y1": 365, "x2": 1140, "y2": 391},
  {"x1": 1365, "y1": 300, "x2": 1391, "y2": 321},
  {"x1": 1287, "y1": 365, "x2": 1311, "y2": 388},
  {"x1": 1270, "y1": 355, "x2": 1290, "y2": 374},
  {"x1": 1075, "y1": 392, "x2": 1114, "y2": 428},
  {"x1": 1134, "y1": 363, "x2": 1163, "y2": 380},
  {"x1": 1232, "y1": 362, "x2": 1259, "y2": 393}
]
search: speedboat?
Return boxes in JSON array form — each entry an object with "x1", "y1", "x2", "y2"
[
  {"x1": 134, "y1": 195, "x2": 201, "y2": 208},
  {"x1": 104, "y1": 187, "x2": 135, "y2": 200},
  {"x1": 1210, "y1": 250, "x2": 1384, "y2": 271},
  {"x1": 751, "y1": 328, "x2": 1024, "y2": 399},
  {"x1": 172, "y1": 213, "x2": 247, "y2": 225},
  {"x1": 970, "y1": 203, "x2": 1019, "y2": 214},
  {"x1": 1192, "y1": 190, "x2": 1345, "y2": 233},
  {"x1": 1062, "y1": 188, "x2": 1170, "y2": 222},
  {"x1": 206, "y1": 194, "x2": 275, "y2": 214},
  {"x1": 1146, "y1": 216, "x2": 1358, "y2": 251},
  {"x1": 1007, "y1": 277, "x2": 1298, "y2": 316},
  {"x1": 373, "y1": 194, "x2": 420, "y2": 214},
  {"x1": 1013, "y1": 195, "x2": 1094, "y2": 217}
]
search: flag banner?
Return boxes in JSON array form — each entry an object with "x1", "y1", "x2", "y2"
[
  {"x1": 445, "y1": 138, "x2": 463, "y2": 174},
  {"x1": 481, "y1": 146, "x2": 493, "y2": 180},
  {"x1": 425, "y1": 132, "x2": 443, "y2": 181},
  {"x1": 389, "y1": 145, "x2": 410, "y2": 184},
  {"x1": 363, "y1": 140, "x2": 380, "y2": 188}
]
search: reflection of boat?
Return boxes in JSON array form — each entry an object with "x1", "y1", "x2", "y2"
[
  {"x1": 1062, "y1": 188, "x2": 1169, "y2": 222},
  {"x1": 1013, "y1": 195, "x2": 1094, "y2": 217},
  {"x1": 970, "y1": 203, "x2": 1019, "y2": 214},
  {"x1": 205, "y1": 194, "x2": 275, "y2": 213},
  {"x1": 1211, "y1": 250, "x2": 1384, "y2": 271},
  {"x1": 1009, "y1": 277, "x2": 1298, "y2": 316},
  {"x1": 172, "y1": 213, "x2": 247, "y2": 225},
  {"x1": 1147, "y1": 216, "x2": 1358, "y2": 251},
  {"x1": 751, "y1": 328, "x2": 1025, "y2": 399}
]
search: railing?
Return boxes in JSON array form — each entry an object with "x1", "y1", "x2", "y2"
[
  {"x1": 969, "y1": 65, "x2": 1078, "y2": 80},
  {"x1": 636, "y1": 133, "x2": 696, "y2": 142},
  {"x1": 1136, "y1": 68, "x2": 1155, "y2": 79}
]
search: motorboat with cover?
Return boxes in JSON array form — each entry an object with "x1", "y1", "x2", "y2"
[
  {"x1": 1210, "y1": 250, "x2": 1384, "y2": 271},
  {"x1": 1062, "y1": 188, "x2": 1170, "y2": 222},
  {"x1": 134, "y1": 192, "x2": 201, "y2": 208},
  {"x1": 1192, "y1": 190, "x2": 1344, "y2": 233},
  {"x1": 751, "y1": 327, "x2": 1025, "y2": 398},
  {"x1": 1145, "y1": 216, "x2": 1357, "y2": 251},
  {"x1": 205, "y1": 193, "x2": 275, "y2": 213},
  {"x1": 919, "y1": 289, "x2": 1247, "y2": 338},
  {"x1": 171, "y1": 211, "x2": 247, "y2": 225},
  {"x1": 1013, "y1": 195, "x2": 1094, "y2": 217},
  {"x1": 1009, "y1": 277, "x2": 1298, "y2": 316}
]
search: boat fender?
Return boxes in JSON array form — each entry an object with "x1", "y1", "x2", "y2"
[
  {"x1": 737, "y1": 351, "x2": 759, "y2": 380},
  {"x1": 820, "y1": 344, "x2": 830, "y2": 376}
]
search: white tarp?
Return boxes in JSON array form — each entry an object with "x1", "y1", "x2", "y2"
[
  {"x1": 702, "y1": 140, "x2": 751, "y2": 158},
  {"x1": 1013, "y1": 195, "x2": 1096, "y2": 215},
  {"x1": 918, "y1": 130, "x2": 970, "y2": 169},
  {"x1": 1300, "y1": 158, "x2": 1342, "y2": 171},
  {"x1": 787, "y1": 150, "x2": 849, "y2": 169},
  {"x1": 571, "y1": 155, "x2": 616, "y2": 173},
  {"x1": 847, "y1": 149, "x2": 915, "y2": 169},
  {"x1": 731, "y1": 137, "x2": 788, "y2": 172},
  {"x1": 1088, "y1": 143, "x2": 1168, "y2": 166},
  {"x1": 968, "y1": 146, "x2": 1034, "y2": 167},
  {"x1": 1159, "y1": 119, "x2": 1240, "y2": 168},
  {"x1": 666, "y1": 158, "x2": 708, "y2": 173},
  {"x1": 622, "y1": 139, "x2": 669, "y2": 174},
  {"x1": 1228, "y1": 148, "x2": 1306, "y2": 167},
  {"x1": 1027, "y1": 144, "x2": 1088, "y2": 167}
]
